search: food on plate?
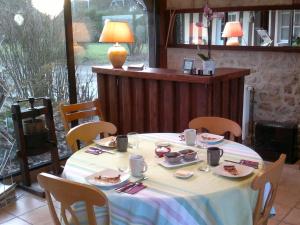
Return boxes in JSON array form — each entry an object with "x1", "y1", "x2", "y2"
[
  {"x1": 174, "y1": 169, "x2": 193, "y2": 177},
  {"x1": 179, "y1": 149, "x2": 197, "y2": 161},
  {"x1": 155, "y1": 146, "x2": 171, "y2": 157},
  {"x1": 164, "y1": 152, "x2": 182, "y2": 164},
  {"x1": 95, "y1": 174, "x2": 121, "y2": 183},
  {"x1": 201, "y1": 135, "x2": 218, "y2": 141},
  {"x1": 223, "y1": 165, "x2": 238, "y2": 176},
  {"x1": 108, "y1": 137, "x2": 117, "y2": 147}
]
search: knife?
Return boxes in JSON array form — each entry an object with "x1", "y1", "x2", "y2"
[
  {"x1": 115, "y1": 182, "x2": 136, "y2": 193},
  {"x1": 115, "y1": 176, "x2": 148, "y2": 193},
  {"x1": 224, "y1": 159, "x2": 241, "y2": 164},
  {"x1": 91, "y1": 146, "x2": 115, "y2": 154}
]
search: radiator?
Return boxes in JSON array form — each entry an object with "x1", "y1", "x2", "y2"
[{"x1": 242, "y1": 85, "x2": 254, "y2": 143}]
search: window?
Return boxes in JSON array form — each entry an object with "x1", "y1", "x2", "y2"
[
  {"x1": 71, "y1": 0, "x2": 149, "y2": 102},
  {"x1": 0, "y1": 0, "x2": 70, "y2": 176},
  {"x1": 228, "y1": 12, "x2": 239, "y2": 22},
  {"x1": 293, "y1": 10, "x2": 300, "y2": 37},
  {"x1": 277, "y1": 10, "x2": 290, "y2": 44}
]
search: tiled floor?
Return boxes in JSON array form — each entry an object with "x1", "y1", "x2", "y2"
[{"x1": 0, "y1": 163, "x2": 299, "y2": 225}]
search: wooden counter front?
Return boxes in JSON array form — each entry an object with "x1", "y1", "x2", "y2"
[{"x1": 92, "y1": 66, "x2": 250, "y2": 134}]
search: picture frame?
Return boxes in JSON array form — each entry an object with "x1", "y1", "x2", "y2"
[{"x1": 182, "y1": 58, "x2": 195, "y2": 74}]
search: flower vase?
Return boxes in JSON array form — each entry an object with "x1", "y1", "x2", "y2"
[{"x1": 202, "y1": 60, "x2": 215, "y2": 75}]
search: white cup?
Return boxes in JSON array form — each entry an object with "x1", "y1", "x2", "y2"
[
  {"x1": 184, "y1": 129, "x2": 196, "y2": 146},
  {"x1": 129, "y1": 154, "x2": 147, "y2": 177}
]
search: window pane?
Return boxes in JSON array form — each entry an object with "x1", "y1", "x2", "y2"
[
  {"x1": 294, "y1": 13, "x2": 300, "y2": 26},
  {"x1": 0, "y1": 0, "x2": 70, "y2": 175},
  {"x1": 294, "y1": 27, "x2": 300, "y2": 37},
  {"x1": 72, "y1": 1, "x2": 149, "y2": 102},
  {"x1": 281, "y1": 27, "x2": 289, "y2": 40},
  {"x1": 281, "y1": 13, "x2": 290, "y2": 26}
]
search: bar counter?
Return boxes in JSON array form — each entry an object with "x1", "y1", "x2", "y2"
[{"x1": 92, "y1": 66, "x2": 250, "y2": 134}]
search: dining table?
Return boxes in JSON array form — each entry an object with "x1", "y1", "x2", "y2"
[{"x1": 62, "y1": 133, "x2": 263, "y2": 225}]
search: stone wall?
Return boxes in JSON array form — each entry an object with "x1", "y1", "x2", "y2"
[{"x1": 167, "y1": 48, "x2": 300, "y2": 123}]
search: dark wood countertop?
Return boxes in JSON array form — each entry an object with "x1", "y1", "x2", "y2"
[{"x1": 92, "y1": 66, "x2": 250, "y2": 84}]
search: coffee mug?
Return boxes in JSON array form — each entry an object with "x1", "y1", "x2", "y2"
[
  {"x1": 184, "y1": 129, "x2": 196, "y2": 146},
  {"x1": 207, "y1": 147, "x2": 224, "y2": 166},
  {"x1": 129, "y1": 154, "x2": 148, "y2": 177},
  {"x1": 116, "y1": 135, "x2": 128, "y2": 152}
]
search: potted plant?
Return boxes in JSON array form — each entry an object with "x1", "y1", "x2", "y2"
[{"x1": 196, "y1": 3, "x2": 223, "y2": 75}]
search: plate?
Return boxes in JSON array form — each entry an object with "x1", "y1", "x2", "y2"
[
  {"x1": 174, "y1": 169, "x2": 194, "y2": 179},
  {"x1": 211, "y1": 163, "x2": 254, "y2": 178},
  {"x1": 159, "y1": 157, "x2": 202, "y2": 169},
  {"x1": 198, "y1": 133, "x2": 224, "y2": 144},
  {"x1": 94, "y1": 136, "x2": 116, "y2": 148},
  {"x1": 85, "y1": 169, "x2": 130, "y2": 188}
]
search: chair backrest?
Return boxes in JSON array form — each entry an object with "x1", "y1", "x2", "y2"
[
  {"x1": 37, "y1": 172, "x2": 109, "y2": 225},
  {"x1": 251, "y1": 154, "x2": 286, "y2": 225},
  {"x1": 188, "y1": 116, "x2": 242, "y2": 140},
  {"x1": 66, "y1": 121, "x2": 117, "y2": 152},
  {"x1": 59, "y1": 99, "x2": 104, "y2": 132}
]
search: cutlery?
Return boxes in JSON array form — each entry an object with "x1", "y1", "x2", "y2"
[
  {"x1": 91, "y1": 146, "x2": 115, "y2": 154},
  {"x1": 115, "y1": 176, "x2": 148, "y2": 193},
  {"x1": 125, "y1": 182, "x2": 143, "y2": 192},
  {"x1": 224, "y1": 159, "x2": 241, "y2": 164},
  {"x1": 224, "y1": 159, "x2": 259, "y2": 169},
  {"x1": 115, "y1": 182, "x2": 136, "y2": 193}
]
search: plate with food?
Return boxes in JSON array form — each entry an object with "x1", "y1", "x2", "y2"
[
  {"x1": 212, "y1": 163, "x2": 254, "y2": 178},
  {"x1": 198, "y1": 133, "x2": 224, "y2": 144},
  {"x1": 85, "y1": 169, "x2": 130, "y2": 188},
  {"x1": 174, "y1": 169, "x2": 194, "y2": 179},
  {"x1": 94, "y1": 136, "x2": 116, "y2": 148}
]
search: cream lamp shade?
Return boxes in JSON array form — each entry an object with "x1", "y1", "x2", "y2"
[
  {"x1": 99, "y1": 20, "x2": 134, "y2": 68},
  {"x1": 222, "y1": 21, "x2": 243, "y2": 46}
]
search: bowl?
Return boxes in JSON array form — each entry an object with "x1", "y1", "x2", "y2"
[
  {"x1": 155, "y1": 147, "x2": 171, "y2": 158},
  {"x1": 179, "y1": 149, "x2": 197, "y2": 161},
  {"x1": 164, "y1": 152, "x2": 182, "y2": 164}
]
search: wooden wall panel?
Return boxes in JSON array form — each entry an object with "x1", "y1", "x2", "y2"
[
  {"x1": 118, "y1": 77, "x2": 132, "y2": 134},
  {"x1": 237, "y1": 77, "x2": 245, "y2": 126},
  {"x1": 95, "y1": 67, "x2": 249, "y2": 135},
  {"x1": 159, "y1": 81, "x2": 175, "y2": 131},
  {"x1": 131, "y1": 79, "x2": 145, "y2": 133},
  {"x1": 175, "y1": 82, "x2": 190, "y2": 132},
  {"x1": 190, "y1": 83, "x2": 208, "y2": 119},
  {"x1": 221, "y1": 80, "x2": 230, "y2": 118},
  {"x1": 230, "y1": 79, "x2": 239, "y2": 123},
  {"x1": 107, "y1": 75, "x2": 119, "y2": 128},
  {"x1": 98, "y1": 74, "x2": 108, "y2": 121},
  {"x1": 212, "y1": 81, "x2": 222, "y2": 116},
  {"x1": 145, "y1": 80, "x2": 159, "y2": 132}
]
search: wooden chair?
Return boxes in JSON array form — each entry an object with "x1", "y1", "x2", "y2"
[
  {"x1": 66, "y1": 121, "x2": 117, "y2": 153},
  {"x1": 59, "y1": 99, "x2": 104, "y2": 133},
  {"x1": 188, "y1": 116, "x2": 242, "y2": 141},
  {"x1": 37, "y1": 172, "x2": 109, "y2": 225},
  {"x1": 252, "y1": 154, "x2": 286, "y2": 225}
]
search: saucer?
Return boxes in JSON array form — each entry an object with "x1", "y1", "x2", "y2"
[{"x1": 174, "y1": 169, "x2": 194, "y2": 179}]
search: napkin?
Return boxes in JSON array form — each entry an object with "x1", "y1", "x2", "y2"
[
  {"x1": 124, "y1": 183, "x2": 147, "y2": 194},
  {"x1": 116, "y1": 182, "x2": 147, "y2": 194}
]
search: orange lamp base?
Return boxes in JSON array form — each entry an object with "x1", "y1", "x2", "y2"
[
  {"x1": 226, "y1": 37, "x2": 240, "y2": 46},
  {"x1": 107, "y1": 44, "x2": 128, "y2": 68}
]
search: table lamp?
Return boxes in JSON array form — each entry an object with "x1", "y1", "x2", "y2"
[
  {"x1": 222, "y1": 21, "x2": 243, "y2": 46},
  {"x1": 99, "y1": 20, "x2": 134, "y2": 68}
]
